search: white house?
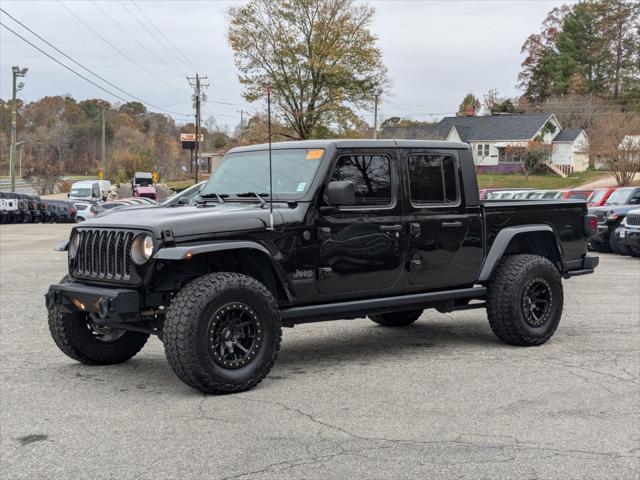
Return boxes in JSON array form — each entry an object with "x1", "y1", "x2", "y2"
[{"x1": 430, "y1": 113, "x2": 589, "y2": 174}]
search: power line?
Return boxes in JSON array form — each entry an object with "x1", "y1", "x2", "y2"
[
  {"x1": 129, "y1": 0, "x2": 201, "y2": 73},
  {"x1": 56, "y1": 0, "x2": 187, "y2": 96},
  {"x1": 1, "y1": 21, "x2": 132, "y2": 104},
  {"x1": 89, "y1": 0, "x2": 186, "y2": 81},
  {"x1": 0, "y1": 8, "x2": 192, "y2": 118},
  {"x1": 118, "y1": 0, "x2": 195, "y2": 74}
]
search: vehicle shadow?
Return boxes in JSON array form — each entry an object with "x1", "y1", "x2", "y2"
[{"x1": 276, "y1": 317, "x2": 503, "y2": 369}]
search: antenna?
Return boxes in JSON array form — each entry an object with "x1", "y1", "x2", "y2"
[{"x1": 266, "y1": 82, "x2": 274, "y2": 231}]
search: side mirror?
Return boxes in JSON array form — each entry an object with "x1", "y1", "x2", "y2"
[
  {"x1": 66, "y1": 193, "x2": 70, "y2": 198},
  {"x1": 326, "y1": 181, "x2": 355, "y2": 206}
]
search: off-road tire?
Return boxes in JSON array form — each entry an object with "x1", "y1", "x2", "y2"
[
  {"x1": 588, "y1": 239, "x2": 610, "y2": 253},
  {"x1": 48, "y1": 276, "x2": 149, "y2": 365},
  {"x1": 163, "y1": 272, "x2": 282, "y2": 394},
  {"x1": 369, "y1": 310, "x2": 422, "y2": 327},
  {"x1": 486, "y1": 254, "x2": 564, "y2": 346},
  {"x1": 609, "y1": 232, "x2": 631, "y2": 255}
]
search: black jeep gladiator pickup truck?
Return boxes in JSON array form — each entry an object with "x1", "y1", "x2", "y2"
[{"x1": 46, "y1": 140, "x2": 599, "y2": 394}]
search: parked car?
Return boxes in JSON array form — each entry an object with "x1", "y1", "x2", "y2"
[
  {"x1": 562, "y1": 189, "x2": 593, "y2": 201},
  {"x1": 587, "y1": 187, "x2": 616, "y2": 207},
  {"x1": 614, "y1": 208, "x2": 640, "y2": 257},
  {"x1": 47, "y1": 139, "x2": 598, "y2": 395},
  {"x1": 46, "y1": 200, "x2": 77, "y2": 223},
  {"x1": 74, "y1": 202, "x2": 98, "y2": 222},
  {"x1": 589, "y1": 187, "x2": 640, "y2": 253},
  {"x1": 69, "y1": 180, "x2": 102, "y2": 203},
  {"x1": 0, "y1": 192, "x2": 19, "y2": 223},
  {"x1": 135, "y1": 185, "x2": 158, "y2": 201}
]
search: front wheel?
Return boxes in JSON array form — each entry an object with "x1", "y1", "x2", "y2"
[
  {"x1": 163, "y1": 273, "x2": 282, "y2": 394},
  {"x1": 486, "y1": 254, "x2": 564, "y2": 346},
  {"x1": 48, "y1": 277, "x2": 149, "y2": 364},
  {"x1": 609, "y1": 232, "x2": 631, "y2": 255}
]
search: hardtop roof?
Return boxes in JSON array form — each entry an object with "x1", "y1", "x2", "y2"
[{"x1": 228, "y1": 139, "x2": 470, "y2": 154}]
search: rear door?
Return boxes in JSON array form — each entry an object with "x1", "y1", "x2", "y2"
[
  {"x1": 401, "y1": 149, "x2": 481, "y2": 289},
  {"x1": 316, "y1": 149, "x2": 406, "y2": 295}
]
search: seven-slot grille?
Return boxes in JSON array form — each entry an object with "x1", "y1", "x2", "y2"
[
  {"x1": 627, "y1": 212, "x2": 640, "y2": 226},
  {"x1": 75, "y1": 229, "x2": 134, "y2": 280}
]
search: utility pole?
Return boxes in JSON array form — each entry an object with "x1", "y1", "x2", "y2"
[
  {"x1": 187, "y1": 73, "x2": 208, "y2": 183},
  {"x1": 239, "y1": 109, "x2": 244, "y2": 141},
  {"x1": 373, "y1": 88, "x2": 382, "y2": 140},
  {"x1": 10, "y1": 66, "x2": 27, "y2": 192},
  {"x1": 101, "y1": 110, "x2": 106, "y2": 177}
]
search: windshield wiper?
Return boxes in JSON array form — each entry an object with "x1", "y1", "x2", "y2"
[
  {"x1": 199, "y1": 193, "x2": 228, "y2": 203},
  {"x1": 236, "y1": 192, "x2": 269, "y2": 205}
]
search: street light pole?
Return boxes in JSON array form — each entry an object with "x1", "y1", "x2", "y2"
[{"x1": 10, "y1": 66, "x2": 27, "y2": 192}]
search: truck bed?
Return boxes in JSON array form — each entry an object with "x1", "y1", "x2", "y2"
[{"x1": 481, "y1": 199, "x2": 589, "y2": 264}]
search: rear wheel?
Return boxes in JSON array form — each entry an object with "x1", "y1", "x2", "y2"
[
  {"x1": 163, "y1": 272, "x2": 282, "y2": 394},
  {"x1": 369, "y1": 310, "x2": 422, "y2": 327},
  {"x1": 486, "y1": 254, "x2": 563, "y2": 346},
  {"x1": 48, "y1": 276, "x2": 149, "y2": 364}
]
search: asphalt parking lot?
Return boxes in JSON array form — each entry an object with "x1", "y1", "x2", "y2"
[{"x1": 1, "y1": 224, "x2": 638, "y2": 480}]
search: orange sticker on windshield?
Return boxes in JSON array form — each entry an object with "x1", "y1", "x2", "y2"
[{"x1": 306, "y1": 149, "x2": 324, "y2": 160}]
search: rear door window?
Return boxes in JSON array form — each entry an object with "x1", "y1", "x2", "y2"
[{"x1": 407, "y1": 154, "x2": 458, "y2": 205}]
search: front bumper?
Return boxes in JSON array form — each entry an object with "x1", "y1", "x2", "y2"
[
  {"x1": 615, "y1": 226, "x2": 640, "y2": 249},
  {"x1": 563, "y1": 255, "x2": 599, "y2": 278},
  {"x1": 46, "y1": 282, "x2": 140, "y2": 322}
]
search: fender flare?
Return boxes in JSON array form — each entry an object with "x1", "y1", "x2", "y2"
[
  {"x1": 154, "y1": 241, "x2": 294, "y2": 303},
  {"x1": 477, "y1": 224, "x2": 562, "y2": 282}
]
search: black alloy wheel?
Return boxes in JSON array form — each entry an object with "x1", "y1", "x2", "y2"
[
  {"x1": 521, "y1": 278, "x2": 552, "y2": 328},
  {"x1": 207, "y1": 302, "x2": 263, "y2": 369}
]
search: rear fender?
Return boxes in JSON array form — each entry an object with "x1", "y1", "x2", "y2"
[{"x1": 478, "y1": 225, "x2": 563, "y2": 282}]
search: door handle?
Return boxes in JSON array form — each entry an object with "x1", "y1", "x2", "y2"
[
  {"x1": 380, "y1": 224, "x2": 402, "y2": 232},
  {"x1": 441, "y1": 221, "x2": 463, "y2": 229}
]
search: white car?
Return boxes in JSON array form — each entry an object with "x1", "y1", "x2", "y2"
[{"x1": 73, "y1": 202, "x2": 98, "y2": 222}]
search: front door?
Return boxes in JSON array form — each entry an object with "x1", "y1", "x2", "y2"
[{"x1": 317, "y1": 149, "x2": 405, "y2": 295}]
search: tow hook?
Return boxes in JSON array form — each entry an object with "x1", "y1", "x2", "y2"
[{"x1": 96, "y1": 297, "x2": 111, "y2": 319}]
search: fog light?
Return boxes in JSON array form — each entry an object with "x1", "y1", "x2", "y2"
[{"x1": 71, "y1": 298, "x2": 85, "y2": 310}]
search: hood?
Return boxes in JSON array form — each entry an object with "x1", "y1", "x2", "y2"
[{"x1": 79, "y1": 202, "x2": 304, "y2": 239}]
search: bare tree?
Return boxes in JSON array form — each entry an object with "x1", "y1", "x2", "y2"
[{"x1": 590, "y1": 113, "x2": 640, "y2": 185}]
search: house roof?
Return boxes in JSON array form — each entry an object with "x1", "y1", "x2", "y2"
[
  {"x1": 553, "y1": 128, "x2": 583, "y2": 142},
  {"x1": 437, "y1": 113, "x2": 553, "y2": 141}
]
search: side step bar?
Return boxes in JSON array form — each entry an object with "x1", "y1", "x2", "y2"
[{"x1": 281, "y1": 287, "x2": 487, "y2": 324}]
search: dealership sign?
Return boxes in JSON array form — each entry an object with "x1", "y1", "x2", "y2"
[{"x1": 181, "y1": 133, "x2": 203, "y2": 150}]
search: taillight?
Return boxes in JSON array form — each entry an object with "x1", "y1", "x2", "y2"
[{"x1": 584, "y1": 214, "x2": 598, "y2": 237}]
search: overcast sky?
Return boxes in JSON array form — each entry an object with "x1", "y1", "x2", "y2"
[{"x1": 1, "y1": 0, "x2": 576, "y2": 127}]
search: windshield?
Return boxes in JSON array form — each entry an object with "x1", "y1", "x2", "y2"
[
  {"x1": 589, "y1": 190, "x2": 607, "y2": 203},
  {"x1": 605, "y1": 189, "x2": 632, "y2": 205},
  {"x1": 568, "y1": 192, "x2": 590, "y2": 200},
  {"x1": 201, "y1": 148, "x2": 324, "y2": 199},
  {"x1": 70, "y1": 188, "x2": 92, "y2": 197}
]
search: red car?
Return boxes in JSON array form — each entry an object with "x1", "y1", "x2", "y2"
[
  {"x1": 587, "y1": 187, "x2": 617, "y2": 207},
  {"x1": 561, "y1": 189, "x2": 593, "y2": 201}
]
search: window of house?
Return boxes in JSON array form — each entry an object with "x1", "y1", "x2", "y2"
[
  {"x1": 484, "y1": 144, "x2": 490, "y2": 157},
  {"x1": 498, "y1": 147, "x2": 525, "y2": 164},
  {"x1": 407, "y1": 154, "x2": 458, "y2": 205},
  {"x1": 477, "y1": 144, "x2": 483, "y2": 157},
  {"x1": 329, "y1": 155, "x2": 391, "y2": 206}
]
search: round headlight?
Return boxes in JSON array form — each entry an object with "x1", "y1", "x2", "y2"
[
  {"x1": 69, "y1": 232, "x2": 80, "y2": 259},
  {"x1": 131, "y1": 234, "x2": 155, "y2": 265}
]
